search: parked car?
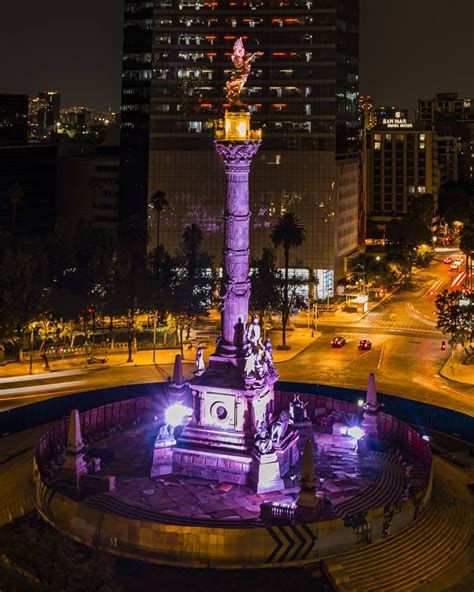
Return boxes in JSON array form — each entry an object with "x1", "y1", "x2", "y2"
[
  {"x1": 358, "y1": 339, "x2": 372, "y2": 351},
  {"x1": 450, "y1": 263, "x2": 459, "y2": 270},
  {"x1": 331, "y1": 336, "x2": 346, "y2": 348},
  {"x1": 443, "y1": 257, "x2": 452, "y2": 264}
]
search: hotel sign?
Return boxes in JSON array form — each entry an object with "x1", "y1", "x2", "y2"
[{"x1": 381, "y1": 111, "x2": 413, "y2": 129}]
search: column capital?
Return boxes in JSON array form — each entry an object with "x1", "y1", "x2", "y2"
[{"x1": 214, "y1": 140, "x2": 261, "y2": 165}]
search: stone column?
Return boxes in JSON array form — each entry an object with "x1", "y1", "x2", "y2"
[
  {"x1": 214, "y1": 140, "x2": 261, "y2": 358},
  {"x1": 198, "y1": 392, "x2": 206, "y2": 425}
]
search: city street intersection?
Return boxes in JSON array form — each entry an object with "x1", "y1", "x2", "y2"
[{"x1": 0, "y1": 250, "x2": 472, "y2": 416}]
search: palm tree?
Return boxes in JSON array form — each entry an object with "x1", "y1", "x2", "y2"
[
  {"x1": 149, "y1": 191, "x2": 168, "y2": 248},
  {"x1": 270, "y1": 212, "x2": 306, "y2": 348},
  {"x1": 6, "y1": 182, "x2": 24, "y2": 235},
  {"x1": 460, "y1": 223, "x2": 474, "y2": 289}
]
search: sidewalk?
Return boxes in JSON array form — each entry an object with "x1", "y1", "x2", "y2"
[
  {"x1": 440, "y1": 354, "x2": 474, "y2": 386},
  {"x1": 0, "y1": 327, "x2": 320, "y2": 380}
]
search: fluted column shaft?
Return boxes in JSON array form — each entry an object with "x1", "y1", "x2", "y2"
[{"x1": 214, "y1": 140, "x2": 261, "y2": 357}]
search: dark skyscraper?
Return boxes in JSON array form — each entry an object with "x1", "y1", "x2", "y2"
[
  {"x1": 38, "y1": 91, "x2": 61, "y2": 130},
  {"x1": 120, "y1": 0, "x2": 360, "y2": 294},
  {"x1": 119, "y1": 0, "x2": 154, "y2": 242}
]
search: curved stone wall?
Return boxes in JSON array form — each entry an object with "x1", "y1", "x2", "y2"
[{"x1": 33, "y1": 392, "x2": 433, "y2": 568}]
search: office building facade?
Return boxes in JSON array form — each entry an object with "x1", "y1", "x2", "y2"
[
  {"x1": 417, "y1": 93, "x2": 473, "y2": 182},
  {"x1": 359, "y1": 95, "x2": 375, "y2": 131},
  {"x1": 57, "y1": 146, "x2": 120, "y2": 236},
  {"x1": 365, "y1": 124, "x2": 439, "y2": 223},
  {"x1": 120, "y1": 0, "x2": 360, "y2": 293}
]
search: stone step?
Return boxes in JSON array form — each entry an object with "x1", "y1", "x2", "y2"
[
  {"x1": 414, "y1": 541, "x2": 474, "y2": 592},
  {"x1": 335, "y1": 461, "x2": 404, "y2": 517},
  {"x1": 333, "y1": 497, "x2": 457, "y2": 574},
  {"x1": 336, "y1": 500, "x2": 458, "y2": 583},
  {"x1": 328, "y1": 498, "x2": 447, "y2": 577},
  {"x1": 329, "y1": 498, "x2": 441, "y2": 573},
  {"x1": 331, "y1": 499, "x2": 470, "y2": 592},
  {"x1": 342, "y1": 513, "x2": 467, "y2": 591}
]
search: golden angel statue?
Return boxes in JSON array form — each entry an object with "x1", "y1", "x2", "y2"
[{"x1": 226, "y1": 37, "x2": 263, "y2": 105}]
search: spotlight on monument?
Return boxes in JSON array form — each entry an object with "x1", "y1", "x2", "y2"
[
  {"x1": 347, "y1": 426, "x2": 365, "y2": 440},
  {"x1": 422, "y1": 434, "x2": 432, "y2": 443},
  {"x1": 357, "y1": 399, "x2": 364, "y2": 408},
  {"x1": 165, "y1": 404, "x2": 192, "y2": 428}
]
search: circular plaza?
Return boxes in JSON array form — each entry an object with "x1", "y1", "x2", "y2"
[{"x1": 33, "y1": 381, "x2": 433, "y2": 568}]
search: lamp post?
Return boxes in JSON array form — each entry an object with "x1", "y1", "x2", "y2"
[
  {"x1": 152, "y1": 311, "x2": 157, "y2": 364},
  {"x1": 29, "y1": 325, "x2": 35, "y2": 375}
]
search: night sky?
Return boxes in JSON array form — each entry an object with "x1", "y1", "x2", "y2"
[{"x1": 0, "y1": 0, "x2": 472, "y2": 113}]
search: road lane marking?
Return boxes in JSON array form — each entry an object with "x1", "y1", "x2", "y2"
[
  {"x1": 377, "y1": 344, "x2": 385, "y2": 370},
  {"x1": 0, "y1": 369, "x2": 87, "y2": 385},
  {"x1": 0, "y1": 380, "x2": 86, "y2": 397},
  {"x1": 343, "y1": 349, "x2": 372, "y2": 366}
]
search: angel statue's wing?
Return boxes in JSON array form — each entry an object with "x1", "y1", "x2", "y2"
[{"x1": 233, "y1": 37, "x2": 245, "y2": 59}]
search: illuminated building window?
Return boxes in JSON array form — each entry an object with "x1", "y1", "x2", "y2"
[
  {"x1": 419, "y1": 143, "x2": 425, "y2": 150},
  {"x1": 374, "y1": 141, "x2": 381, "y2": 150},
  {"x1": 396, "y1": 134, "x2": 405, "y2": 141},
  {"x1": 374, "y1": 134, "x2": 381, "y2": 141}
]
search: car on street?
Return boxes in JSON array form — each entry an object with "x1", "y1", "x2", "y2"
[
  {"x1": 450, "y1": 263, "x2": 460, "y2": 270},
  {"x1": 331, "y1": 336, "x2": 346, "y2": 348},
  {"x1": 443, "y1": 256, "x2": 452, "y2": 264},
  {"x1": 358, "y1": 339, "x2": 372, "y2": 351}
]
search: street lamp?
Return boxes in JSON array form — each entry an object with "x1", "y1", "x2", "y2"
[{"x1": 29, "y1": 324, "x2": 36, "y2": 375}]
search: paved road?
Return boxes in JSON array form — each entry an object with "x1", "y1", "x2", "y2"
[{"x1": 0, "y1": 251, "x2": 472, "y2": 416}]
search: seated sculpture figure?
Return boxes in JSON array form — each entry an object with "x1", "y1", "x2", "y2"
[
  {"x1": 157, "y1": 423, "x2": 173, "y2": 441},
  {"x1": 271, "y1": 410, "x2": 290, "y2": 444},
  {"x1": 254, "y1": 420, "x2": 273, "y2": 454}
]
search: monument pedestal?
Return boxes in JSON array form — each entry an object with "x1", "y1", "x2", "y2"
[
  {"x1": 59, "y1": 452, "x2": 88, "y2": 490},
  {"x1": 361, "y1": 411, "x2": 379, "y2": 437},
  {"x1": 273, "y1": 428, "x2": 300, "y2": 476},
  {"x1": 249, "y1": 450, "x2": 285, "y2": 494},
  {"x1": 294, "y1": 420, "x2": 314, "y2": 448},
  {"x1": 173, "y1": 360, "x2": 281, "y2": 487},
  {"x1": 58, "y1": 409, "x2": 88, "y2": 491},
  {"x1": 151, "y1": 438, "x2": 176, "y2": 477}
]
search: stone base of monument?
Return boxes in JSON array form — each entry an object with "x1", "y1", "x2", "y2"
[
  {"x1": 296, "y1": 490, "x2": 321, "y2": 522},
  {"x1": 249, "y1": 450, "x2": 285, "y2": 494},
  {"x1": 273, "y1": 428, "x2": 300, "y2": 476},
  {"x1": 58, "y1": 451, "x2": 88, "y2": 490},
  {"x1": 357, "y1": 432, "x2": 383, "y2": 458},
  {"x1": 151, "y1": 437, "x2": 176, "y2": 477},
  {"x1": 294, "y1": 420, "x2": 314, "y2": 447},
  {"x1": 173, "y1": 447, "x2": 253, "y2": 484},
  {"x1": 361, "y1": 412, "x2": 379, "y2": 437},
  {"x1": 175, "y1": 424, "x2": 250, "y2": 453}
]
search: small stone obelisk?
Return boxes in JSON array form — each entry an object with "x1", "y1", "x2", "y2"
[
  {"x1": 59, "y1": 409, "x2": 87, "y2": 490},
  {"x1": 172, "y1": 354, "x2": 184, "y2": 386},
  {"x1": 296, "y1": 439, "x2": 320, "y2": 519},
  {"x1": 362, "y1": 373, "x2": 380, "y2": 437}
]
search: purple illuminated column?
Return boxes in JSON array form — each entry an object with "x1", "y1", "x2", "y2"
[{"x1": 214, "y1": 140, "x2": 261, "y2": 358}]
